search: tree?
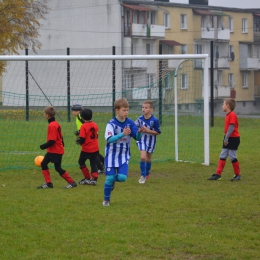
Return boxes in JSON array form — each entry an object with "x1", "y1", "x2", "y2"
[{"x1": 0, "y1": 0, "x2": 50, "y2": 74}]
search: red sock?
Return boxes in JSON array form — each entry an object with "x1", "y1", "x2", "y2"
[
  {"x1": 80, "y1": 165, "x2": 91, "y2": 179},
  {"x1": 91, "y1": 171, "x2": 98, "y2": 179},
  {"x1": 61, "y1": 172, "x2": 74, "y2": 183},
  {"x1": 42, "y1": 169, "x2": 52, "y2": 183},
  {"x1": 216, "y1": 159, "x2": 226, "y2": 175},
  {"x1": 232, "y1": 161, "x2": 240, "y2": 175}
]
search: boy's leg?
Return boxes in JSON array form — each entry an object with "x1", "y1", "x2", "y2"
[
  {"x1": 103, "y1": 162, "x2": 128, "y2": 206},
  {"x1": 230, "y1": 150, "x2": 241, "y2": 181},
  {"x1": 139, "y1": 150, "x2": 147, "y2": 184},
  {"x1": 38, "y1": 154, "x2": 53, "y2": 188},
  {"x1": 98, "y1": 153, "x2": 105, "y2": 165},
  {"x1": 208, "y1": 149, "x2": 228, "y2": 180},
  {"x1": 103, "y1": 168, "x2": 116, "y2": 206},
  {"x1": 54, "y1": 162, "x2": 77, "y2": 188},
  {"x1": 78, "y1": 151, "x2": 91, "y2": 184},
  {"x1": 89, "y1": 153, "x2": 99, "y2": 185},
  {"x1": 96, "y1": 155, "x2": 104, "y2": 173}
]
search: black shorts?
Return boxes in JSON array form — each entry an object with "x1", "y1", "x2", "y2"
[
  {"x1": 222, "y1": 136, "x2": 240, "y2": 150},
  {"x1": 45, "y1": 153, "x2": 63, "y2": 164}
]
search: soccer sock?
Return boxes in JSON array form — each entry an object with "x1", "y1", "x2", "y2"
[
  {"x1": 232, "y1": 161, "x2": 240, "y2": 175},
  {"x1": 42, "y1": 169, "x2": 52, "y2": 183},
  {"x1": 104, "y1": 183, "x2": 112, "y2": 201},
  {"x1": 146, "y1": 162, "x2": 152, "y2": 176},
  {"x1": 61, "y1": 172, "x2": 74, "y2": 183},
  {"x1": 140, "y1": 161, "x2": 146, "y2": 177},
  {"x1": 91, "y1": 171, "x2": 98, "y2": 180},
  {"x1": 216, "y1": 159, "x2": 226, "y2": 175},
  {"x1": 80, "y1": 165, "x2": 91, "y2": 179}
]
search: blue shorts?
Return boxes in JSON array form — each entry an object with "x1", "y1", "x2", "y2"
[{"x1": 105, "y1": 161, "x2": 129, "y2": 176}]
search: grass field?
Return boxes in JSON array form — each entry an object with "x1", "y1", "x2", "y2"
[{"x1": 0, "y1": 116, "x2": 260, "y2": 259}]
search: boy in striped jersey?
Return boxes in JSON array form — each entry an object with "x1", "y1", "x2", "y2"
[
  {"x1": 103, "y1": 98, "x2": 144, "y2": 206},
  {"x1": 135, "y1": 100, "x2": 161, "y2": 184}
]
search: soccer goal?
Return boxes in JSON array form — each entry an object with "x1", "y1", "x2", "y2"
[{"x1": 0, "y1": 54, "x2": 209, "y2": 171}]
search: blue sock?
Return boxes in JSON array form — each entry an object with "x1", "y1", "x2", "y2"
[
  {"x1": 104, "y1": 183, "x2": 112, "y2": 201},
  {"x1": 146, "y1": 162, "x2": 151, "y2": 176},
  {"x1": 140, "y1": 161, "x2": 146, "y2": 177}
]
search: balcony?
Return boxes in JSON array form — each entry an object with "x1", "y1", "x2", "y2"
[
  {"x1": 201, "y1": 27, "x2": 230, "y2": 40},
  {"x1": 125, "y1": 23, "x2": 165, "y2": 38},
  {"x1": 193, "y1": 57, "x2": 230, "y2": 69},
  {"x1": 217, "y1": 28, "x2": 230, "y2": 40},
  {"x1": 201, "y1": 27, "x2": 214, "y2": 39},
  {"x1": 215, "y1": 57, "x2": 230, "y2": 69},
  {"x1": 240, "y1": 58, "x2": 259, "y2": 70}
]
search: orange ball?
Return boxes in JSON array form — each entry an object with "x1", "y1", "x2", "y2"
[{"x1": 34, "y1": 156, "x2": 44, "y2": 167}]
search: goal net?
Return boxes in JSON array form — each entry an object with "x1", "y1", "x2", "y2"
[{"x1": 0, "y1": 54, "x2": 209, "y2": 171}]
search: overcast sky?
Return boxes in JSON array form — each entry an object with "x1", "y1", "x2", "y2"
[{"x1": 170, "y1": 0, "x2": 260, "y2": 8}]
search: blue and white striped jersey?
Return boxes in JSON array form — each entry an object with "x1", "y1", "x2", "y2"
[
  {"x1": 105, "y1": 117, "x2": 139, "y2": 167},
  {"x1": 135, "y1": 115, "x2": 161, "y2": 153}
]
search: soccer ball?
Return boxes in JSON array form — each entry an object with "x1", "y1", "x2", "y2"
[{"x1": 34, "y1": 156, "x2": 44, "y2": 167}]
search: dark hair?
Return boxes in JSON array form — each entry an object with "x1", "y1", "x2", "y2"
[
  {"x1": 44, "y1": 106, "x2": 55, "y2": 117},
  {"x1": 114, "y1": 98, "x2": 129, "y2": 110},
  {"x1": 225, "y1": 98, "x2": 236, "y2": 111},
  {"x1": 71, "y1": 103, "x2": 83, "y2": 111},
  {"x1": 81, "y1": 108, "x2": 92, "y2": 121}
]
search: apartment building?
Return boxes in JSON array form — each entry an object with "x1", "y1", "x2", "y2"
[{"x1": 123, "y1": 1, "x2": 260, "y2": 114}]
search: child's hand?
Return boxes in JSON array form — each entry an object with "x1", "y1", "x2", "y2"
[
  {"x1": 224, "y1": 141, "x2": 228, "y2": 146},
  {"x1": 123, "y1": 126, "x2": 131, "y2": 136},
  {"x1": 139, "y1": 126, "x2": 146, "y2": 133}
]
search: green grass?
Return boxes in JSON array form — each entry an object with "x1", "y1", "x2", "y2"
[{"x1": 0, "y1": 116, "x2": 260, "y2": 259}]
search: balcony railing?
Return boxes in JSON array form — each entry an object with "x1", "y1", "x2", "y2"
[
  {"x1": 201, "y1": 27, "x2": 230, "y2": 40},
  {"x1": 240, "y1": 58, "x2": 259, "y2": 70},
  {"x1": 125, "y1": 23, "x2": 165, "y2": 38}
]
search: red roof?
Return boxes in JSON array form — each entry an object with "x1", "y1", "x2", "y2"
[{"x1": 123, "y1": 4, "x2": 152, "y2": 12}]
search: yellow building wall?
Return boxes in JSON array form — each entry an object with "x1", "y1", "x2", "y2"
[{"x1": 157, "y1": 5, "x2": 257, "y2": 102}]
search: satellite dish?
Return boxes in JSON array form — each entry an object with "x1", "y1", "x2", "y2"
[{"x1": 206, "y1": 23, "x2": 211, "y2": 31}]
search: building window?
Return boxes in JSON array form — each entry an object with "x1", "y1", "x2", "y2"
[
  {"x1": 126, "y1": 74, "x2": 134, "y2": 89},
  {"x1": 228, "y1": 73, "x2": 234, "y2": 88},
  {"x1": 181, "y1": 74, "x2": 188, "y2": 89},
  {"x1": 229, "y1": 17, "x2": 234, "y2": 32},
  {"x1": 147, "y1": 74, "x2": 156, "y2": 88},
  {"x1": 165, "y1": 73, "x2": 173, "y2": 89},
  {"x1": 180, "y1": 45, "x2": 187, "y2": 54},
  {"x1": 131, "y1": 42, "x2": 136, "y2": 55},
  {"x1": 229, "y1": 45, "x2": 234, "y2": 61},
  {"x1": 180, "y1": 14, "x2": 187, "y2": 29},
  {"x1": 146, "y1": 44, "x2": 151, "y2": 55},
  {"x1": 242, "y1": 18, "x2": 248, "y2": 33},
  {"x1": 242, "y1": 73, "x2": 248, "y2": 88},
  {"x1": 164, "y1": 13, "x2": 170, "y2": 29}
]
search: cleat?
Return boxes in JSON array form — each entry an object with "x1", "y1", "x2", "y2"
[
  {"x1": 64, "y1": 181, "x2": 77, "y2": 189},
  {"x1": 207, "y1": 174, "x2": 221, "y2": 181},
  {"x1": 231, "y1": 175, "x2": 241, "y2": 181},
  {"x1": 103, "y1": 200, "x2": 110, "y2": 206},
  {"x1": 79, "y1": 178, "x2": 91, "y2": 185},
  {"x1": 37, "y1": 182, "x2": 53, "y2": 189},
  {"x1": 146, "y1": 174, "x2": 150, "y2": 180},
  {"x1": 89, "y1": 179, "x2": 97, "y2": 186},
  {"x1": 138, "y1": 176, "x2": 146, "y2": 184}
]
